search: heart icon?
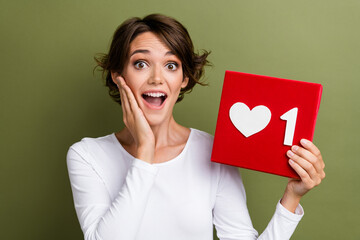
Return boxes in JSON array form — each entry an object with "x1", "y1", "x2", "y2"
[{"x1": 229, "y1": 102, "x2": 271, "y2": 137}]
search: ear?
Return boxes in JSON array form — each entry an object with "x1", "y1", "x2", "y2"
[
  {"x1": 111, "y1": 71, "x2": 122, "y2": 86},
  {"x1": 181, "y1": 76, "x2": 189, "y2": 89}
]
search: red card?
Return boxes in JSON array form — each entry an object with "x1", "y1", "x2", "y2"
[{"x1": 211, "y1": 71, "x2": 322, "y2": 179}]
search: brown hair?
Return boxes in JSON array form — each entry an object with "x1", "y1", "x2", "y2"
[{"x1": 95, "y1": 14, "x2": 211, "y2": 104}]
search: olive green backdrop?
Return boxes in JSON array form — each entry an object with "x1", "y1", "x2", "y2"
[{"x1": 1, "y1": 0, "x2": 359, "y2": 239}]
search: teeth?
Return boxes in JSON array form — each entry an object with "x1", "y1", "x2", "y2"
[{"x1": 144, "y1": 92, "x2": 165, "y2": 97}]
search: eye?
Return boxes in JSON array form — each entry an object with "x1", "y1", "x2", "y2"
[
  {"x1": 166, "y1": 62, "x2": 178, "y2": 71},
  {"x1": 134, "y1": 60, "x2": 148, "y2": 70}
]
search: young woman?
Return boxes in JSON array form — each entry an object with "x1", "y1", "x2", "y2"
[{"x1": 67, "y1": 14, "x2": 325, "y2": 240}]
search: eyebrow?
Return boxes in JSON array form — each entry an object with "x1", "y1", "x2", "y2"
[
  {"x1": 165, "y1": 51, "x2": 175, "y2": 56},
  {"x1": 130, "y1": 49, "x2": 149, "y2": 56},
  {"x1": 130, "y1": 49, "x2": 175, "y2": 57}
]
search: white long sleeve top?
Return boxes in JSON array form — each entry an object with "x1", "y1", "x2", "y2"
[{"x1": 67, "y1": 128, "x2": 303, "y2": 240}]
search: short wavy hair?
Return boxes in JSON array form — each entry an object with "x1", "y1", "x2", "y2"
[{"x1": 95, "y1": 14, "x2": 211, "y2": 104}]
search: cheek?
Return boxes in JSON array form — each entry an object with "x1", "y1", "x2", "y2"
[
  {"x1": 123, "y1": 70, "x2": 142, "y2": 90},
  {"x1": 170, "y1": 80, "x2": 185, "y2": 95},
  {"x1": 166, "y1": 71, "x2": 186, "y2": 88}
]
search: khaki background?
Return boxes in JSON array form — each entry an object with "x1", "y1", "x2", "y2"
[{"x1": 1, "y1": 0, "x2": 359, "y2": 239}]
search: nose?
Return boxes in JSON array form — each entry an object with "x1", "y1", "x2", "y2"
[{"x1": 148, "y1": 64, "x2": 163, "y2": 85}]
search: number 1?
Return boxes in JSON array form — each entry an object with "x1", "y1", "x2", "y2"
[{"x1": 280, "y1": 108, "x2": 298, "y2": 146}]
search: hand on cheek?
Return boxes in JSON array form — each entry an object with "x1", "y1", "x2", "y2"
[{"x1": 115, "y1": 76, "x2": 155, "y2": 163}]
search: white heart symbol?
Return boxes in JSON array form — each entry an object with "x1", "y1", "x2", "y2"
[{"x1": 229, "y1": 102, "x2": 271, "y2": 137}]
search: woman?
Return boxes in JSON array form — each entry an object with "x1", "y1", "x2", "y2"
[{"x1": 67, "y1": 14, "x2": 325, "y2": 240}]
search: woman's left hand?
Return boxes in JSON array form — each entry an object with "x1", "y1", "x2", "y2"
[{"x1": 281, "y1": 139, "x2": 325, "y2": 212}]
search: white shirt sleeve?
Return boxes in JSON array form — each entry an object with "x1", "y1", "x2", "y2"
[
  {"x1": 213, "y1": 164, "x2": 304, "y2": 240},
  {"x1": 67, "y1": 145, "x2": 158, "y2": 240}
]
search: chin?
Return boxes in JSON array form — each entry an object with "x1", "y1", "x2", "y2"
[{"x1": 144, "y1": 112, "x2": 170, "y2": 127}]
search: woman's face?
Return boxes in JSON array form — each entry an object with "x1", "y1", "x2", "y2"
[{"x1": 119, "y1": 31, "x2": 188, "y2": 126}]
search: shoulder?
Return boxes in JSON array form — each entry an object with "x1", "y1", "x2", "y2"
[
  {"x1": 189, "y1": 128, "x2": 214, "y2": 147},
  {"x1": 67, "y1": 133, "x2": 115, "y2": 164},
  {"x1": 184, "y1": 128, "x2": 215, "y2": 162},
  {"x1": 69, "y1": 133, "x2": 114, "y2": 152},
  {"x1": 188, "y1": 128, "x2": 241, "y2": 176}
]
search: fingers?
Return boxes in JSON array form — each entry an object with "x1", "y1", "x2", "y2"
[
  {"x1": 118, "y1": 77, "x2": 141, "y2": 114},
  {"x1": 116, "y1": 77, "x2": 130, "y2": 109},
  {"x1": 116, "y1": 78, "x2": 131, "y2": 126},
  {"x1": 119, "y1": 81, "x2": 130, "y2": 112},
  {"x1": 300, "y1": 139, "x2": 325, "y2": 169},
  {"x1": 115, "y1": 76, "x2": 148, "y2": 131},
  {"x1": 289, "y1": 145, "x2": 323, "y2": 175},
  {"x1": 287, "y1": 150, "x2": 318, "y2": 181},
  {"x1": 115, "y1": 76, "x2": 140, "y2": 113},
  {"x1": 287, "y1": 140, "x2": 326, "y2": 189},
  {"x1": 298, "y1": 139, "x2": 325, "y2": 179},
  {"x1": 288, "y1": 159, "x2": 312, "y2": 186}
]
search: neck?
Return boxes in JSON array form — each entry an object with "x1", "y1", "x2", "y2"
[
  {"x1": 118, "y1": 115, "x2": 189, "y2": 150},
  {"x1": 150, "y1": 116, "x2": 181, "y2": 149}
]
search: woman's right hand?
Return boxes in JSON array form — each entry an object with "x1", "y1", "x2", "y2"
[{"x1": 115, "y1": 76, "x2": 155, "y2": 164}]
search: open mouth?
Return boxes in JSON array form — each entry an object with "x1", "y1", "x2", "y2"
[{"x1": 141, "y1": 92, "x2": 167, "y2": 108}]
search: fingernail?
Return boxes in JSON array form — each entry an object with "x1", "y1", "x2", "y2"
[
  {"x1": 301, "y1": 139, "x2": 308, "y2": 146},
  {"x1": 289, "y1": 159, "x2": 295, "y2": 165},
  {"x1": 287, "y1": 150, "x2": 294, "y2": 157},
  {"x1": 292, "y1": 145, "x2": 299, "y2": 151}
]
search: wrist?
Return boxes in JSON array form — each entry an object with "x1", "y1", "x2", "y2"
[
  {"x1": 137, "y1": 144, "x2": 155, "y2": 164},
  {"x1": 281, "y1": 188, "x2": 302, "y2": 213}
]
